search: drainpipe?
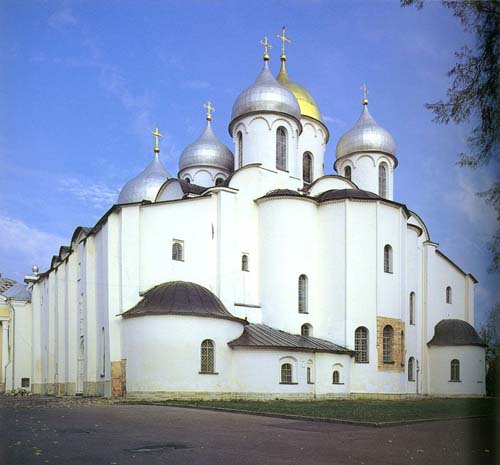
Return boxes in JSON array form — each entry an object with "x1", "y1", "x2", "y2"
[{"x1": 416, "y1": 359, "x2": 420, "y2": 395}]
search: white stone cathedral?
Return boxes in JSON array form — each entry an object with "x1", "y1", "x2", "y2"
[{"x1": 8, "y1": 32, "x2": 486, "y2": 399}]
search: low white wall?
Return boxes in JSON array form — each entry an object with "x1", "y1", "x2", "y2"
[{"x1": 428, "y1": 345, "x2": 485, "y2": 396}]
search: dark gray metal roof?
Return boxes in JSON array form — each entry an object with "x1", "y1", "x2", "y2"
[
  {"x1": 177, "y1": 179, "x2": 207, "y2": 196},
  {"x1": 316, "y1": 188, "x2": 381, "y2": 203},
  {"x1": 122, "y1": 281, "x2": 247, "y2": 324},
  {"x1": 228, "y1": 324, "x2": 354, "y2": 355},
  {"x1": 427, "y1": 319, "x2": 486, "y2": 347},
  {"x1": 261, "y1": 189, "x2": 304, "y2": 199},
  {"x1": 0, "y1": 276, "x2": 16, "y2": 294}
]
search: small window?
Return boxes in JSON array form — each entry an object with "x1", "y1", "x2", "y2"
[
  {"x1": 355, "y1": 326, "x2": 369, "y2": 363},
  {"x1": 298, "y1": 274, "x2": 308, "y2": 314},
  {"x1": 237, "y1": 131, "x2": 243, "y2": 168},
  {"x1": 215, "y1": 177, "x2": 224, "y2": 186},
  {"x1": 281, "y1": 363, "x2": 293, "y2": 383},
  {"x1": 307, "y1": 366, "x2": 313, "y2": 384},
  {"x1": 408, "y1": 357, "x2": 415, "y2": 382},
  {"x1": 172, "y1": 241, "x2": 184, "y2": 261},
  {"x1": 344, "y1": 166, "x2": 351, "y2": 181},
  {"x1": 184, "y1": 177, "x2": 191, "y2": 184},
  {"x1": 301, "y1": 323, "x2": 312, "y2": 337},
  {"x1": 303, "y1": 152, "x2": 313, "y2": 184},
  {"x1": 384, "y1": 244, "x2": 393, "y2": 273},
  {"x1": 200, "y1": 339, "x2": 215, "y2": 373},
  {"x1": 446, "y1": 286, "x2": 452, "y2": 304},
  {"x1": 409, "y1": 292, "x2": 415, "y2": 325},
  {"x1": 378, "y1": 163, "x2": 387, "y2": 198},
  {"x1": 241, "y1": 254, "x2": 249, "y2": 271},
  {"x1": 450, "y1": 359, "x2": 460, "y2": 381},
  {"x1": 383, "y1": 325, "x2": 394, "y2": 363},
  {"x1": 21, "y1": 377, "x2": 30, "y2": 388},
  {"x1": 276, "y1": 126, "x2": 287, "y2": 171},
  {"x1": 332, "y1": 370, "x2": 340, "y2": 384}
]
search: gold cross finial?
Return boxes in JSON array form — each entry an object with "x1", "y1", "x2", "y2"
[
  {"x1": 152, "y1": 127, "x2": 163, "y2": 153},
  {"x1": 276, "y1": 26, "x2": 291, "y2": 59},
  {"x1": 203, "y1": 101, "x2": 215, "y2": 121},
  {"x1": 361, "y1": 83, "x2": 369, "y2": 105},
  {"x1": 260, "y1": 36, "x2": 272, "y2": 61}
]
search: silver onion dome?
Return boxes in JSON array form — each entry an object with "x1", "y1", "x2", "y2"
[
  {"x1": 230, "y1": 60, "x2": 301, "y2": 127},
  {"x1": 336, "y1": 102, "x2": 396, "y2": 160},
  {"x1": 179, "y1": 120, "x2": 234, "y2": 172},
  {"x1": 118, "y1": 153, "x2": 171, "y2": 204}
]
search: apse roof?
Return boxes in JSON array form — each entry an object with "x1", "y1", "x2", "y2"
[
  {"x1": 122, "y1": 280, "x2": 247, "y2": 324},
  {"x1": 228, "y1": 324, "x2": 354, "y2": 355},
  {"x1": 427, "y1": 319, "x2": 486, "y2": 347},
  {"x1": 3, "y1": 282, "x2": 31, "y2": 300},
  {"x1": 0, "y1": 276, "x2": 16, "y2": 294}
]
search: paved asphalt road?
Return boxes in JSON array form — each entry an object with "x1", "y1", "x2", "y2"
[{"x1": 0, "y1": 396, "x2": 497, "y2": 465}]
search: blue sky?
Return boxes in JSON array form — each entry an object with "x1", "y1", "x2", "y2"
[{"x1": 1, "y1": 0, "x2": 497, "y2": 327}]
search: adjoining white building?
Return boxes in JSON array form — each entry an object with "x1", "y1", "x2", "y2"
[{"x1": 11, "y1": 34, "x2": 486, "y2": 399}]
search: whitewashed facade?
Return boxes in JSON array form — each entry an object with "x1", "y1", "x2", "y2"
[{"x1": 13, "y1": 50, "x2": 485, "y2": 399}]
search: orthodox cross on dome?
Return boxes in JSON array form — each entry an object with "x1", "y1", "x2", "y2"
[
  {"x1": 151, "y1": 127, "x2": 163, "y2": 154},
  {"x1": 260, "y1": 36, "x2": 272, "y2": 61},
  {"x1": 276, "y1": 26, "x2": 291, "y2": 59},
  {"x1": 361, "y1": 83, "x2": 369, "y2": 105},
  {"x1": 204, "y1": 101, "x2": 215, "y2": 121}
]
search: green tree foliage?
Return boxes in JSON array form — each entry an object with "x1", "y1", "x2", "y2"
[
  {"x1": 402, "y1": 0, "x2": 500, "y2": 272},
  {"x1": 479, "y1": 303, "x2": 500, "y2": 396}
]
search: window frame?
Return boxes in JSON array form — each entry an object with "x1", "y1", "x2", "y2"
[
  {"x1": 446, "y1": 286, "x2": 452, "y2": 304},
  {"x1": 200, "y1": 339, "x2": 216, "y2": 374},
  {"x1": 383, "y1": 325, "x2": 394, "y2": 364},
  {"x1": 172, "y1": 240, "x2": 184, "y2": 262},
  {"x1": 280, "y1": 363, "x2": 293, "y2": 384},
  {"x1": 303, "y1": 151, "x2": 313, "y2": 184},
  {"x1": 354, "y1": 326, "x2": 369, "y2": 363},
  {"x1": 301, "y1": 323, "x2": 312, "y2": 337},
  {"x1": 241, "y1": 254, "x2": 249, "y2": 272},
  {"x1": 298, "y1": 274, "x2": 308, "y2": 314},
  {"x1": 332, "y1": 370, "x2": 341, "y2": 384},
  {"x1": 450, "y1": 359, "x2": 460, "y2": 382},
  {"x1": 409, "y1": 292, "x2": 416, "y2": 325},
  {"x1": 378, "y1": 163, "x2": 387, "y2": 198},
  {"x1": 276, "y1": 126, "x2": 288, "y2": 171},
  {"x1": 237, "y1": 131, "x2": 243, "y2": 168},
  {"x1": 344, "y1": 165, "x2": 351, "y2": 181},
  {"x1": 384, "y1": 244, "x2": 393, "y2": 273},
  {"x1": 408, "y1": 356, "x2": 415, "y2": 382}
]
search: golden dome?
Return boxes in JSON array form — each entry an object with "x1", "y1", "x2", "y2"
[{"x1": 276, "y1": 57, "x2": 322, "y2": 122}]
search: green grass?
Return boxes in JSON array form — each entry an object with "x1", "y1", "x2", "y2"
[{"x1": 166, "y1": 398, "x2": 499, "y2": 423}]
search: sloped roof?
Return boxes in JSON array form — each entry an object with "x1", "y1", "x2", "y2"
[
  {"x1": 427, "y1": 319, "x2": 486, "y2": 347},
  {"x1": 0, "y1": 276, "x2": 16, "y2": 294},
  {"x1": 316, "y1": 188, "x2": 381, "y2": 203},
  {"x1": 177, "y1": 179, "x2": 207, "y2": 196},
  {"x1": 228, "y1": 324, "x2": 354, "y2": 355},
  {"x1": 122, "y1": 281, "x2": 247, "y2": 324},
  {"x1": 3, "y1": 282, "x2": 31, "y2": 301}
]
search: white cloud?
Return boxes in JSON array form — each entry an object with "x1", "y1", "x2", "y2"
[
  {"x1": 323, "y1": 115, "x2": 345, "y2": 127},
  {"x1": 48, "y1": 9, "x2": 78, "y2": 29},
  {"x1": 58, "y1": 177, "x2": 119, "y2": 210},
  {"x1": 0, "y1": 214, "x2": 67, "y2": 279}
]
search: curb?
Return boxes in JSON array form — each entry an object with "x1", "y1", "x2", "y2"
[{"x1": 119, "y1": 400, "x2": 494, "y2": 428}]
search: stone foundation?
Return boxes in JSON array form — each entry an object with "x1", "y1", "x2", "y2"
[{"x1": 376, "y1": 316, "x2": 405, "y2": 372}]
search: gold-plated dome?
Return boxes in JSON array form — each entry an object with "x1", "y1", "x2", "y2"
[{"x1": 276, "y1": 57, "x2": 322, "y2": 122}]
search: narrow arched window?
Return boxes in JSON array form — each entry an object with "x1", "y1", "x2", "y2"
[
  {"x1": 446, "y1": 286, "x2": 452, "y2": 304},
  {"x1": 301, "y1": 323, "x2": 312, "y2": 337},
  {"x1": 332, "y1": 370, "x2": 340, "y2": 384},
  {"x1": 408, "y1": 357, "x2": 415, "y2": 381},
  {"x1": 172, "y1": 241, "x2": 184, "y2": 261},
  {"x1": 200, "y1": 339, "x2": 215, "y2": 373},
  {"x1": 378, "y1": 164, "x2": 387, "y2": 198},
  {"x1": 298, "y1": 274, "x2": 308, "y2": 314},
  {"x1": 384, "y1": 244, "x2": 393, "y2": 273},
  {"x1": 409, "y1": 292, "x2": 415, "y2": 325},
  {"x1": 383, "y1": 325, "x2": 394, "y2": 363},
  {"x1": 450, "y1": 359, "x2": 460, "y2": 381},
  {"x1": 184, "y1": 177, "x2": 191, "y2": 184},
  {"x1": 215, "y1": 177, "x2": 224, "y2": 186},
  {"x1": 303, "y1": 152, "x2": 313, "y2": 183},
  {"x1": 354, "y1": 327, "x2": 369, "y2": 363},
  {"x1": 307, "y1": 366, "x2": 312, "y2": 384},
  {"x1": 241, "y1": 254, "x2": 249, "y2": 271},
  {"x1": 237, "y1": 131, "x2": 243, "y2": 168},
  {"x1": 344, "y1": 166, "x2": 351, "y2": 181},
  {"x1": 281, "y1": 363, "x2": 292, "y2": 383},
  {"x1": 276, "y1": 126, "x2": 287, "y2": 171}
]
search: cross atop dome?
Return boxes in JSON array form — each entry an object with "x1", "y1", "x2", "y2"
[
  {"x1": 361, "y1": 83, "x2": 369, "y2": 106},
  {"x1": 204, "y1": 101, "x2": 215, "y2": 121},
  {"x1": 151, "y1": 127, "x2": 163, "y2": 154},
  {"x1": 276, "y1": 26, "x2": 291, "y2": 60},
  {"x1": 260, "y1": 36, "x2": 272, "y2": 61}
]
